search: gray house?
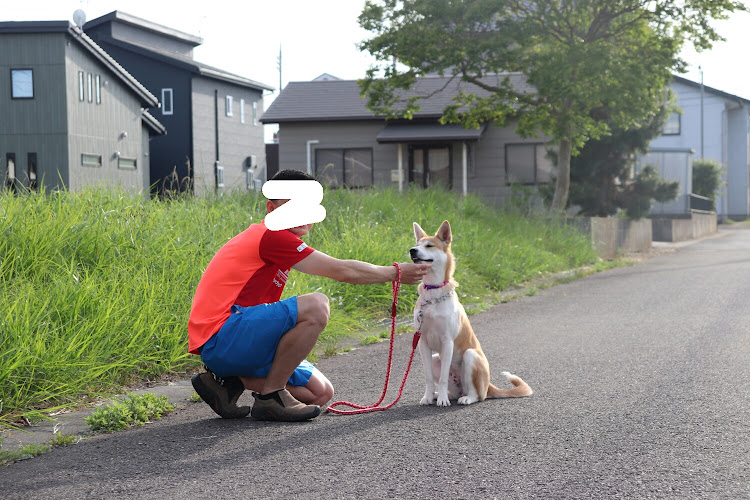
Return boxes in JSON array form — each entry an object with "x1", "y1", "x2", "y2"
[
  {"x1": 0, "y1": 21, "x2": 165, "y2": 194},
  {"x1": 260, "y1": 75, "x2": 554, "y2": 206},
  {"x1": 83, "y1": 11, "x2": 274, "y2": 196},
  {"x1": 644, "y1": 75, "x2": 750, "y2": 220}
]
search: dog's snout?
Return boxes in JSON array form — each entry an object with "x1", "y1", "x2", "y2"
[{"x1": 409, "y1": 248, "x2": 418, "y2": 258}]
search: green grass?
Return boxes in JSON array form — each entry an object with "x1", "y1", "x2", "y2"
[
  {"x1": 84, "y1": 393, "x2": 174, "y2": 432},
  {"x1": 0, "y1": 186, "x2": 599, "y2": 428}
]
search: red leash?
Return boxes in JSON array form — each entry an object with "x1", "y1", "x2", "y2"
[{"x1": 326, "y1": 263, "x2": 422, "y2": 415}]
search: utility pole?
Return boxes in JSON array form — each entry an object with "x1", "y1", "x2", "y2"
[
  {"x1": 699, "y1": 65, "x2": 704, "y2": 159},
  {"x1": 277, "y1": 44, "x2": 282, "y2": 93}
]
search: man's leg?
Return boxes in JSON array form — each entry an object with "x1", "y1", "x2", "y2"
[
  {"x1": 260, "y1": 292, "x2": 329, "y2": 395},
  {"x1": 249, "y1": 293, "x2": 330, "y2": 421}
]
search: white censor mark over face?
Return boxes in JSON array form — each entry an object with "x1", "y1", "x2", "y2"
[{"x1": 262, "y1": 180, "x2": 327, "y2": 231}]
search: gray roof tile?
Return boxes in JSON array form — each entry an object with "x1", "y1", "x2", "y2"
[{"x1": 261, "y1": 73, "x2": 531, "y2": 123}]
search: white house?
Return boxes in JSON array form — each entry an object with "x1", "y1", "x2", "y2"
[{"x1": 645, "y1": 75, "x2": 750, "y2": 221}]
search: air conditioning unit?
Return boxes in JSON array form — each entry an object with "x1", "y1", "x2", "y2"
[
  {"x1": 215, "y1": 162, "x2": 225, "y2": 188},
  {"x1": 245, "y1": 155, "x2": 257, "y2": 169}
]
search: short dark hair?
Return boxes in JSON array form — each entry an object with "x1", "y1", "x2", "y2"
[
  {"x1": 268, "y1": 169, "x2": 316, "y2": 204},
  {"x1": 271, "y1": 169, "x2": 315, "y2": 181}
]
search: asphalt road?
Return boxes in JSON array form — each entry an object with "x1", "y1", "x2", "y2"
[{"x1": 2, "y1": 228, "x2": 749, "y2": 499}]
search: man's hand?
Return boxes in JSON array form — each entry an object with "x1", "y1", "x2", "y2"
[{"x1": 398, "y1": 262, "x2": 431, "y2": 285}]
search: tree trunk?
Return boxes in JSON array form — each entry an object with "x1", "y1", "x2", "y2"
[{"x1": 550, "y1": 137, "x2": 573, "y2": 213}]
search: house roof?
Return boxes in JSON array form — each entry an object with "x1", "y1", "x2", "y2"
[
  {"x1": 673, "y1": 75, "x2": 750, "y2": 106},
  {"x1": 376, "y1": 122, "x2": 487, "y2": 143},
  {"x1": 83, "y1": 10, "x2": 203, "y2": 47},
  {"x1": 142, "y1": 110, "x2": 166, "y2": 135},
  {"x1": 260, "y1": 73, "x2": 531, "y2": 124},
  {"x1": 84, "y1": 12, "x2": 274, "y2": 92},
  {"x1": 0, "y1": 21, "x2": 159, "y2": 108}
]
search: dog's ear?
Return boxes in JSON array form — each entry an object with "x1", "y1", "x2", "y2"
[
  {"x1": 413, "y1": 222, "x2": 427, "y2": 242},
  {"x1": 436, "y1": 220, "x2": 452, "y2": 244}
]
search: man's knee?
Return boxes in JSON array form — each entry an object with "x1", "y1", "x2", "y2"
[{"x1": 298, "y1": 292, "x2": 330, "y2": 328}]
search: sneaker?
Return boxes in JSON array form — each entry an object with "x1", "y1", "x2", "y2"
[
  {"x1": 191, "y1": 369, "x2": 250, "y2": 419},
  {"x1": 251, "y1": 389, "x2": 321, "y2": 422}
]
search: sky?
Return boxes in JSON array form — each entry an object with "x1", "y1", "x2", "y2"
[{"x1": 4, "y1": 0, "x2": 750, "y2": 116}]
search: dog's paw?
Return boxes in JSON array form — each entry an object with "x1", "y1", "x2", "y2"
[
  {"x1": 436, "y1": 395, "x2": 451, "y2": 407},
  {"x1": 457, "y1": 396, "x2": 477, "y2": 405},
  {"x1": 420, "y1": 394, "x2": 434, "y2": 405}
]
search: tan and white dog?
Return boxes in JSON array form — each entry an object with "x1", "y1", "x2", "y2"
[{"x1": 410, "y1": 220, "x2": 533, "y2": 406}]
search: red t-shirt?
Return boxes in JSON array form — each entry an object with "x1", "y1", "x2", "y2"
[{"x1": 187, "y1": 221, "x2": 315, "y2": 354}]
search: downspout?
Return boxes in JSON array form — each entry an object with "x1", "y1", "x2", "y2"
[
  {"x1": 462, "y1": 142, "x2": 468, "y2": 196},
  {"x1": 398, "y1": 143, "x2": 403, "y2": 192},
  {"x1": 214, "y1": 89, "x2": 220, "y2": 191}
]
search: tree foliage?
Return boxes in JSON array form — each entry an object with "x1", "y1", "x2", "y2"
[
  {"x1": 566, "y1": 100, "x2": 674, "y2": 217},
  {"x1": 358, "y1": 0, "x2": 746, "y2": 212},
  {"x1": 692, "y1": 159, "x2": 725, "y2": 209}
]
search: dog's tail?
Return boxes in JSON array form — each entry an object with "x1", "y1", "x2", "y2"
[{"x1": 486, "y1": 372, "x2": 533, "y2": 398}]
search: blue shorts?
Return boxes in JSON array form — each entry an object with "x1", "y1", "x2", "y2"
[{"x1": 199, "y1": 296, "x2": 314, "y2": 387}]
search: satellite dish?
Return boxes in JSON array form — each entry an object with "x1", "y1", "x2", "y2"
[{"x1": 73, "y1": 9, "x2": 87, "y2": 28}]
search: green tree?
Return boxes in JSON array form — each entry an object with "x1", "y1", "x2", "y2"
[
  {"x1": 566, "y1": 101, "x2": 673, "y2": 217},
  {"x1": 358, "y1": 0, "x2": 745, "y2": 212},
  {"x1": 692, "y1": 159, "x2": 724, "y2": 209}
]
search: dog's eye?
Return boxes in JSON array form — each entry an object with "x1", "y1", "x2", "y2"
[{"x1": 425, "y1": 244, "x2": 433, "y2": 248}]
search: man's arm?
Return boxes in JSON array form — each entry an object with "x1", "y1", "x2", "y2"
[{"x1": 292, "y1": 251, "x2": 430, "y2": 285}]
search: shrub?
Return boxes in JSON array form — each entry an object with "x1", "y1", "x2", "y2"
[{"x1": 692, "y1": 159, "x2": 724, "y2": 209}]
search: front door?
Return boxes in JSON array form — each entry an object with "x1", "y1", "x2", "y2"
[{"x1": 409, "y1": 145, "x2": 452, "y2": 189}]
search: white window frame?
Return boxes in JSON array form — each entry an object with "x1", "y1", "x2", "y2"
[
  {"x1": 240, "y1": 98, "x2": 245, "y2": 124},
  {"x1": 78, "y1": 71, "x2": 85, "y2": 101},
  {"x1": 253, "y1": 101, "x2": 258, "y2": 126},
  {"x1": 161, "y1": 88, "x2": 173, "y2": 116},
  {"x1": 225, "y1": 95, "x2": 233, "y2": 117},
  {"x1": 95, "y1": 74, "x2": 101, "y2": 104},
  {"x1": 87, "y1": 73, "x2": 93, "y2": 103},
  {"x1": 10, "y1": 69, "x2": 34, "y2": 99}
]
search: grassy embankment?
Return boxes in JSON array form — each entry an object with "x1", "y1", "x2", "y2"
[{"x1": 1, "y1": 187, "x2": 601, "y2": 427}]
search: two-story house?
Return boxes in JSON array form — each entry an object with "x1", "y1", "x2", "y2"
[
  {"x1": 0, "y1": 21, "x2": 165, "y2": 194},
  {"x1": 83, "y1": 11, "x2": 274, "y2": 196},
  {"x1": 645, "y1": 75, "x2": 750, "y2": 220}
]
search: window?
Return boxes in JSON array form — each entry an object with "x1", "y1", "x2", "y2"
[
  {"x1": 505, "y1": 143, "x2": 554, "y2": 185},
  {"x1": 28, "y1": 153, "x2": 38, "y2": 191},
  {"x1": 240, "y1": 99, "x2": 245, "y2": 124},
  {"x1": 81, "y1": 154, "x2": 102, "y2": 168},
  {"x1": 11, "y1": 69, "x2": 33, "y2": 99},
  {"x1": 252, "y1": 101, "x2": 258, "y2": 126},
  {"x1": 315, "y1": 148, "x2": 374, "y2": 188},
  {"x1": 78, "y1": 71, "x2": 85, "y2": 101},
  {"x1": 95, "y1": 75, "x2": 101, "y2": 104},
  {"x1": 663, "y1": 112, "x2": 680, "y2": 135},
  {"x1": 118, "y1": 157, "x2": 137, "y2": 170},
  {"x1": 5, "y1": 153, "x2": 16, "y2": 191},
  {"x1": 87, "y1": 73, "x2": 93, "y2": 103},
  {"x1": 225, "y1": 95, "x2": 233, "y2": 117},
  {"x1": 161, "y1": 88, "x2": 173, "y2": 116}
]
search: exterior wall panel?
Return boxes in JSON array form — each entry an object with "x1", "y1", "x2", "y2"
[
  {"x1": 0, "y1": 32, "x2": 69, "y2": 189},
  {"x1": 65, "y1": 38, "x2": 147, "y2": 194},
  {"x1": 191, "y1": 76, "x2": 265, "y2": 196}
]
